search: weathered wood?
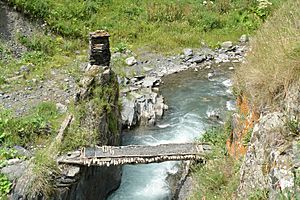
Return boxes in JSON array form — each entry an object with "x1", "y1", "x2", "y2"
[
  {"x1": 58, "y1": 143, "x2": 210, "y2": 167},
  {"x1": 55, "y1": 114, "x2": 73, "y2": 143}
]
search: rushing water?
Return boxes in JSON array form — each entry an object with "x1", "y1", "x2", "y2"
[{"x1": 108, "y1": 66, "x2": 234, "y2": 200}]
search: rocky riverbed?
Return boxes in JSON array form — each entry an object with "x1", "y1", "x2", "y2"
[{"x1": 120, "y1": 37, "x2": 248, "y2": 129}]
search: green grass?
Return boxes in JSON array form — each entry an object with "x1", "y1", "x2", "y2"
[
  {"x1": 6, "y1": 0, "x2": 281, "y2": 53},
  {"x1": 0, "y1": 102, "x2": 63, "y2": 148},
  {"x1": 0, "y1": 0, "x2": 281, "y2": 93},
  {"x1": 0, "y1": 0, "x2": 282, "y2": 93},
  {"x1": 0, "y1": 173, "x2": 12, "y2": 199},
  {"x1": 190, "y1": 123, "x2": 241, "y2": 199},
  {"x1": 27, "y1": 148, "x2": 60, "y2": 199}
]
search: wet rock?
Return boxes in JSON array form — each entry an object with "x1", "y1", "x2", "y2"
[
  {"x1": 125, "y1": 56, "x2": 137, "y2": 66},
  {"x1": 207, "y1": 72, "x2": 214, "y2": 79},
  {"x1": 121, "y1": 97, "x2": 137, "y2": 128}
]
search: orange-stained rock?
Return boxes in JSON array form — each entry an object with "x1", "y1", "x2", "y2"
[{"x1": 226, "y1": 95, "x2": 259, "y2": 158}]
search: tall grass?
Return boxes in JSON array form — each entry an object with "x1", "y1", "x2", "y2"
[{"x1": 235, "y1": 0, "x2": 300, "y2": 108}]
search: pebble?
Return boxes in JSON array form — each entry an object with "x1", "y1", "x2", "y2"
[
  {"x1": 207, "y1": 73, "x2": 214, "y2": 79},
  {"x1": 239, "y1": 34, "x2": 249, "y2": 43}
]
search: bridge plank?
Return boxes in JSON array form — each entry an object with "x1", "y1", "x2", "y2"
[{"x1": 58, "y1": 143, "x2": 210, "y2": 167}]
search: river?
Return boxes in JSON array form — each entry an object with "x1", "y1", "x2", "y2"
[{"x1": 108, "y1": 66, "x2": 234, "y2": 200}]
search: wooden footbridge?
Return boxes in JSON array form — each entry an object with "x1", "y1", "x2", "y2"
[{"x1": 58, "y1": 143, "x2": 211, "y2": 167}]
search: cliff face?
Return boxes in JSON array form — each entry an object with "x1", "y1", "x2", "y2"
[{"x1": 229, "y1": 85, "x2": 300, "y2": 199}]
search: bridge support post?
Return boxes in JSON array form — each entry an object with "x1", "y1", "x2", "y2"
[{"x1": 89, "y1": 30, "x2": 111, "y2": 67}]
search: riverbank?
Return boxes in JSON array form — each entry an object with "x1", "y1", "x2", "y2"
[{"x1": 190, "y1": 0, "x2": 300, "y2": 199}]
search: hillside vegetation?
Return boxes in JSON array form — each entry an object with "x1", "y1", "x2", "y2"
[
  {"x1": 235, "y1": 0, "x2": 300, "y2": 108},
  {"x1": 6, "y1": 0, "x2": 281, "y2": 52}
]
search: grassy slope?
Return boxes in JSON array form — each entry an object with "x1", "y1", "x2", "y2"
[
  {"x1": 6, "y1": 0, "x2": 281, "y2": 52},
  {"x1": 190, "y1": 121, "x2": 241, "y2": 200},
  {"x1": 235, "y1": 0, "x2": 300, "y2": 108}
]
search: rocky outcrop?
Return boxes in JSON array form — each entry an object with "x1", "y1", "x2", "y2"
[
  {"x1": 54, "y1": 31, "x2": 122, "y2": 200},
  {"x1": 235, "y1": 85, "x2": 300, "y2": 199},
  {"x1": 226, "y1": 95, "x2": 259, "y2": 158},
  {"x1": 121, "y1": 85, "x2": 167, "y2": 128}
]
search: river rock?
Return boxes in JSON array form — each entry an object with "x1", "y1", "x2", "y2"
[
  {"x1": 125, "y1": 56, "x2": 137, "y2": 66},
  {"x1": 121, "y1": 97, "x2": 137, "y2": 128},
  {"x1": 200, "y1": 47, "x2": 215, "y2": 59},
  {"x1": 239, "y1": 34, "x2": 249, "y2": 43},
  {"x1": 221, "y1": 41, "x2": 233, "y2": 49},
  {"x1": 215, "y1": 53, "x2": 229, "y2": 63},
  {"x1": 183, "y1": 48, "x2": 193, "y2": 57},
  {"x1": 142, "y1": 76, "x2": 159, "y2": 88},
  {"x1": 188, "y1": 55, "x2": 206, "y2": 64},
  {"x1": 207, "y1": 72, "x2": 214, "y2": 79}
]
